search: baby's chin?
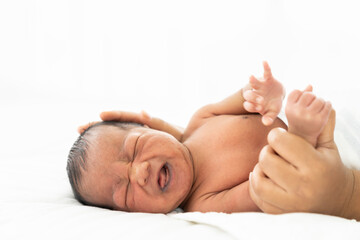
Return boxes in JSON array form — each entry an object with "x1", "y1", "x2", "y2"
[{"x1": 136, "y1": 187, "x2": 191, "y2": 213}]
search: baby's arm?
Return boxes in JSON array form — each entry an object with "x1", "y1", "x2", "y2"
[
  {"x1": 196, "y1": 84, "x2": 252, "y2": 118},
  {"x1": 186, "y1": 180, "x2": 259, "y2": 213},
  {"x1": 183, "y1": 62, "x2": 284, "y2": 139},
  {"x1": 196, "y1": 62, "x2": 284, "y2": 125}
]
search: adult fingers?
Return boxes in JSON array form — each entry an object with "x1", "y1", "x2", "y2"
[
  {"x1": 100, "y1": 110, "x2": 146, "y2": 124},
  {"x1": 267, "y1": 128, "x2": 316, "y2": 168},
  {"x1": 148, "y1": 117, "x2": 184, "y2": 141},
  {"x1": 258, "y1": 145, "x2": 299, "y2": 192},
  {"x1": 249, "y1": 179, "x2": 284, "y2": 214},
  {"x1": 77, "y1": 121, "x2": 100, "y2": 134},
  {"x1": 101, "y1": 110, "x2": 183, "y2": 141},
  {"x1": 249, "y1": 164, "x2": 288, "y2": 212}
]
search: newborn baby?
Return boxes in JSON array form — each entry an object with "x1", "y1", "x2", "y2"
[{"x1": 67, "y1": 62, "x2": 332, "y2": 213}]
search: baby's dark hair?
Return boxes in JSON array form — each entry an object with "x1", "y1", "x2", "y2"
[{"x1": 66, "y1": 121, "x2": 143, "y2": 207}]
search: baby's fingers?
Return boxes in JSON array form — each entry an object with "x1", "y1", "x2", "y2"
[
  {"x1": 243, "y1": 90, "x2": 264, "y2": 105},
  {"x1": 263, "y1": 61, "x2": 273, "y2": 80},
  {"x1": 320, "y1": 101, "x2": 332, "y2": 118},
  {"x1": 244, "y1": 101, "x2": 262, "y2": 113},
  {"x1": 249, "y1": 75, "x2": 263, "y2": 90},
  {"x1": 303, "y1": 85, "x2": 313, "y2": 92},
  {"x1": 262, "y1": 111, "x2": 278, "y2": 126}
]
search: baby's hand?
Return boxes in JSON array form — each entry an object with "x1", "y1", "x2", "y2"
[{"x1": 243, "y1": 61, "x2": 285, "y2": 126}]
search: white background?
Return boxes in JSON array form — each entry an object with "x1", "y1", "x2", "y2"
[
  {"x1": 2, "y1": 2, "x2": 360, "y2": 239},
  {"x1": 1, "y1": 0, "x2": 360, "y2": 164}
]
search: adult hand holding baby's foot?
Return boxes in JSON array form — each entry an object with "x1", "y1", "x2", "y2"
[
  {"x1": 285, "y1": 88, "x2": 332, "y2": 147},
  {"x1": 243, "y1": 61, "x2": 285, "y2": 126}
]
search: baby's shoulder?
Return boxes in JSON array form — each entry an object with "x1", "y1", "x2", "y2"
[{"x1": 182, "y1": 104, "x2": 218, "y2": 141}]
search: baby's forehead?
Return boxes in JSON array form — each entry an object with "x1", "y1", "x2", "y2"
[
  {"x1": 82, "y1": 126, "x2": 128, "y2": 188},
  {"x1": 85, "y1": 122, "x2": 146, "y2": 166},
  {"x1": 86, "y1": 123, "x2": 144, "y2": 165},
  {"x1": 92, "y1": 124, "x2": 128, "y2": 140},
  {"x1": 88, "y1": 125, "x2": 128, "y2": 158},
  {"x1": 90, "y1": 122, "x2": 141, "y2": 141}
]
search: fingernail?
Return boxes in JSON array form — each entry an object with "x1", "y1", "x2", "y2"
[{"x1": 263, "y1": 116, "x2": 272, "y2": 125}]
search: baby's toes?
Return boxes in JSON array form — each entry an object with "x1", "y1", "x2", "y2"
[
  {"x1": 319, "y1": 101, "x2": 332, "y2": 119},
  {"x1": 287, "y1": 89, "x2": 302, "y2": 105},
  {"x1": 308, "y1": 98, "x2": 326, "y2": 113},
  {"x1": 298, "y1": 92, "x2": 316, "y2": 107}
]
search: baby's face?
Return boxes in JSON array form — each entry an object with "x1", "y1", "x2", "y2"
[{"x1": 82, "y1": 125, "x2": 194, "y2": 213}]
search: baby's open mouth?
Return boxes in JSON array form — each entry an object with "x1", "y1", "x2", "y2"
[{"x1": 158, "y1": 163, "x2": 170, "y2": 191}]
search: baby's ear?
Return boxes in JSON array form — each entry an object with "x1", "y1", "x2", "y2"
[{"x1": 77, "y1": 121, "x2": 100, "y2": 134}]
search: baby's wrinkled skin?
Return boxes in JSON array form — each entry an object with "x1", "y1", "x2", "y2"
[
  {"x1": 81, "y1": 113, "x2": 286, "y2": 213},
  {"x1": 82, "y1": 125, "x2": 194, "y2": 213}
]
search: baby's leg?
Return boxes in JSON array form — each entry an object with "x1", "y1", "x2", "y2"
[{"x1": 285, "y1": 89, "x2": 332, "y2": 147}]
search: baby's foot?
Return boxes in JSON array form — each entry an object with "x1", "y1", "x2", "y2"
[
  {"x1": 285, "y1": 89, "x2": 332, "y2": 147},
  {"x1": 243, "y1": 61, "x2": 285, "y2": 126}
]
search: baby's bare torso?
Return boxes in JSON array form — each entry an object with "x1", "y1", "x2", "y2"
[{"x1": 182, "y1": 114, "x2": 286, "y2": 212}]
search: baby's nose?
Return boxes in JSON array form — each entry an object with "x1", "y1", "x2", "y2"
[{"x1": 131, "y1": 161, "x2": 150, "y2": 186}]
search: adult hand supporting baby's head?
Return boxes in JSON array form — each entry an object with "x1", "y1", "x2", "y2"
[
  {"x1": 77, "y1": 110, "x2": 184, "y2": 141},
  {"x1": 249, "y1": 110, "x2": 355, "y2": 218},
  {"x1": 77, "y1": 121, "x2": 100, "y2": 134},
  {"x1": 100, "y1": 110, "x2": 184, "y2": 141},
  {"x1": 77, "y1": 111, "x2": 149, "y2": 134}
]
